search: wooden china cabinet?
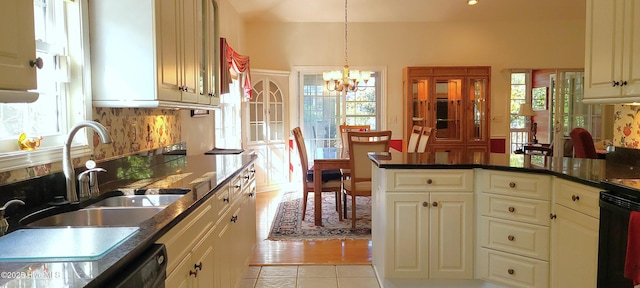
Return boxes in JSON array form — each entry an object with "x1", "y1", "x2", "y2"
[{"x1": 403, "y1": 66, "x2": 491, "y2": 153}]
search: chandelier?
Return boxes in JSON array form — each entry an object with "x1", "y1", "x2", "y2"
[{"x1": 323, "y1": 0, "x2": 371, "y2": 92}]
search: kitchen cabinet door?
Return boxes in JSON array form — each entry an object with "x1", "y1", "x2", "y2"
[
  {"x1": 429, "y1": 193, "x2": 474, "y2": 279},
  {"x1": 385, "y1": 193, "x2": 430, "y2": 278},
  {"x1": 550, "y1": 204, "x2": 599, "y2": 288},
  {"x1": 0, "y1": 0, "x2": 37, "y2": 91},
  {"x1": 584, "y1": 0, "x2": 640, "y2": 103}
]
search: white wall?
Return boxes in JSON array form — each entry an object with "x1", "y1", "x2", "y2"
[{"x1": 243, "y1": 20, "x2": 585, "y2": 148}]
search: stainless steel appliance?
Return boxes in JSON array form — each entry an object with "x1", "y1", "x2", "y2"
[
  {"x1": 108, "y1": 244, "x2": 167, "y2": 288},
  {"x1": 598, "y1": 185, "x2": 639, "y2": 288}
]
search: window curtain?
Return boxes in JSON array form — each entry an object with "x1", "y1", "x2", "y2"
[{"x1": 220, "y1": 37, "x2": 252, "y2": 100}]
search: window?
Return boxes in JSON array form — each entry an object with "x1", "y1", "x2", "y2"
[
  {"x1": 509, "y1": 72, "x2": 530, "y2": 152},
  {"x1": 298, "y1": 68, "x2": 383, "y2": 162},
  {"x1": 0, "y1": 0, "x2": 90, "y2": 171},
  {"x1": 214, "y1": 78, "x2": 242, "y2": 149}
]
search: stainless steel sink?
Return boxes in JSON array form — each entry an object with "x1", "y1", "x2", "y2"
[
  {"x1": 26, "y1": 207, "x2": 165, "y2": 227},
  {"x1": 88, "y1": 194, "x2": 184, "y2": 207}
]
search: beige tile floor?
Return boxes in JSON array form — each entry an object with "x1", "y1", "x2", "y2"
[{"x1": 239, "y1": 265, "x2": 381, "y2": 288}]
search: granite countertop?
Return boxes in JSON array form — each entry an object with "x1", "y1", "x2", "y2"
[
  {"x1": 0, "y1": 153, "x2": 257, "y2": 288},
  {"x1": 368, "y1": 150, "x2": 609, "y2": 188}
]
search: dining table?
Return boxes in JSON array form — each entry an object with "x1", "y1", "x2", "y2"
[{"x1": 312, "y1": 157, "x2": 350, "y2": 226}]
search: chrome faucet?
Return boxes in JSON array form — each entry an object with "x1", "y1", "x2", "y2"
[
  {"x1": 63, "y1": 121, "x2": 112, "y2": 203},
  {"x1": 0, "y1": 200, "x2": 25, "y2": 236}
]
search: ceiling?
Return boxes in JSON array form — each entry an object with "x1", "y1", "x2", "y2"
[{"x1": 229, "y1": 0, "x2": 586, "y2": 23}]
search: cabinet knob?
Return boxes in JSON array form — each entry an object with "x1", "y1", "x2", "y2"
[
  {"x1": 550, "y1": 213, "x2": 557, "y2": 219},
  {"x1": 189, "y1": 270, "x2": 198, "y2": 277},
  {"x1": 249, "y1": 192, "x2": 255, "y2": 197},
  {"x1": 231, "y1": 215, "x2": 238, "y2": 223},
  {"x1": 508, "y1": 268, "x2": 515, "y2": 275},
  {"x1": 432, "y1": 201, "x2": 438, "y2": 207},
  {"x1": 235, "y1": 184, "x2": 241, "y2": 189},
  {"x1": 621, "y1": 80, "x2": 628, "y2": 86},
  {"x1": 612, "y1": 81, "x2": 620, "y2": 87},
  {"x1": 509, "y1": 182, "x2": 516, "y2": 188},
  {"x1": 29, "y1": 57, "x2": 44, "y2": 69},
  {"x1": 194, "y1": 262, "x2": 202, "y2": 271},
  {"x1": 571, "y1": 195, "x2": 580, "y2": 201},
  {"x1": 422, "y1": 202, "x2": 429, "y2": 207},
  {"x1": 223, "y1": 197, "x2": 229, "y2": 203},
  {"x1": 508, "y1": 206, "x2": 515, "y2": 213},
  {"x1": 427, "y1": 179, "x2": 433, "y2": 184},
  {"x1": 508, "y1": 235, "x2": 515, "y2": 241}
]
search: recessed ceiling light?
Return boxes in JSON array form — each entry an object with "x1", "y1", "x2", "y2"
[{"x1": 468, "y1": 0, "x2": 478, "y2": 5}]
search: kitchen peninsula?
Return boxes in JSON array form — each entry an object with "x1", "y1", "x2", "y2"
[
  {"x1": 368, "y1": 150, "x2": 607, "y2": 288},
  {"x1": 0, "y1": 146, "x2": 257, "y2": 288}
]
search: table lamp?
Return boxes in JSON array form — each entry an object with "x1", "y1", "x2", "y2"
[{"x1": 518, "y1": 103, "x2": 537, "y2": 143}]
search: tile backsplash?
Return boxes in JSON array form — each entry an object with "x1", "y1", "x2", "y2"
[
  {"x1": 0, "y1": 108, "x2": 181, "y2": 186},
  {"x1": 614, "y1": 104, "x2": 640, "y2": 149}
]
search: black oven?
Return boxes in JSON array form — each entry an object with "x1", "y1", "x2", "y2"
[{"x1": 598, "y1": 189, "x2": 640, "y2": 288}]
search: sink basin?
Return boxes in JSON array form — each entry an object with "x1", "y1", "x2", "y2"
[
  {"x1": 26, "y1": 207, "x2": 165, "y2": 227},
  {"x1": 89, "y1": 194, "x2": 184, "y2": 207}
]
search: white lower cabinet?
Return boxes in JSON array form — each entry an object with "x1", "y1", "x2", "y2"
[
  {"x1": 477, "y1": 170, "x2": 551, "y2": 288},
  {"x1": 550, "y1": 179, "x2": 600, "y2": 288},
  {"x1": 158, "y1": 164, "x2": 256, "y2": 288},
  {"x1": 373, "y1": 169, "x2": 474, "y2": 281}
]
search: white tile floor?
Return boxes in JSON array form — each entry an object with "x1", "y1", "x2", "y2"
[{"x1": 239, "y1": 265, "x2": 381, "y2": 288}]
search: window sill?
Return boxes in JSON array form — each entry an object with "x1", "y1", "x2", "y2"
[{"x1": 0, "y1": 144, "x2": 93, "y2": 173}]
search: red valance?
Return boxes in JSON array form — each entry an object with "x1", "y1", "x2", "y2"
[{"x1": 220, "y1": 37, "x2": 252, "y2": 100}]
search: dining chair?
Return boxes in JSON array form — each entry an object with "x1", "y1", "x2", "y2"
[
  {"x1": 343, "y1": 130, "x2": 392, "y2": 228},
  {"x1": 339, "y1": 124, "x2": 371, "y2": 158},
  {"x1": 416, "y1": 127, "x2": 435, "y2": 153},
  {"x1": 292, "y1": 127, "x2": 343, "y2": 221},
  {"x1": 569, "y1": 127, "x2": 598, "y2": 159},
  {"x1": 407, "y1": 125, "x2": 423, "y2": 153}
]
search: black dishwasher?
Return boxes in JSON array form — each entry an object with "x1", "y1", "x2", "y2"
[{"x1": 107, "y1": 244, "x2": 167, "y2": 288}]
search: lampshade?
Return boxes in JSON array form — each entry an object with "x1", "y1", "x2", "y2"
[
  {"x1": 518, "y1": 103, "x2": 535, "y2": 116},
  {"x1": 468, "y1": 0, "x2": 478, "y2": 5}
]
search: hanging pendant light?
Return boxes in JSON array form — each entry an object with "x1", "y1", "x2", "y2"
[{"x1": 323, "y1": 0, "x2": 371, "y2": 92}]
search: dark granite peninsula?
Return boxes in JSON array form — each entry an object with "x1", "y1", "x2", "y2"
[{"x1": 0, "y1": 144, "x2": 257, "y2": 288}]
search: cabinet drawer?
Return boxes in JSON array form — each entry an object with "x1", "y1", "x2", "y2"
[
  {"x1": 480, "y1": 216, "x2": 550, "y2": 261},
  {"x1": 553, "y1": 178, "x2": 600, "y2": 218},
  {"x1": 157, "y1": 202, "x2": 213, "y2": 274},
  {"x1": 479, "y1": 193, "x2": 550, "y2": 226},
  {"x1": 385, "y1": 169, "x2": 473, "y2": 192},
  {"x1": 212, "y1": 186, "x2": 231, "y2": 225},
  {"x1": 478, "y1": 248, "x2": 549, "y2": 288},
  {"x1": 481, "y1": 170, "x2": 551, "y2": 200},
  {"x1": 230, "y1": 175, "x2": 243, "y2": 201}
]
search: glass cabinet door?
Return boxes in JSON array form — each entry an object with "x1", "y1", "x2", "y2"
[
  {"x1": 433, "y1": 77, "x2": 464, "y2": 143},
  {"x1": 467, "y1": 77, "x2": 488, "y2": 143},
  {"x1": 410, "y1": 78, "x2": 430, "y2": 134}
]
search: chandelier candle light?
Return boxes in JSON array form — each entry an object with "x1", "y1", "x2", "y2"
[{"x1": 323, "y1": 0, "x2": 371, "y2": 92}]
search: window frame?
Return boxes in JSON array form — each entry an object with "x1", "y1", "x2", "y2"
[
  {"x1": 0, "y1": 0, "x2": 93, "y2": 172},
  {"x1": 292, "y1": 66, "x2": 387, "y2": 162}
]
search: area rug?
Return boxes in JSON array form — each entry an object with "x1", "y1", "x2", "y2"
[{"x1": 267, "y1": 190, "x2": 371, "y2": 241}]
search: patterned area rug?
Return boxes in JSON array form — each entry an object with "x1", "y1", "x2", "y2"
[{"x1": 267, "y1": 190, "x2": 371, "y2": 241}]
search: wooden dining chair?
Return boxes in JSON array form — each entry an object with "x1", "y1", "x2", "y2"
[
  {"x1": 416, "y1": 127, "x2": 435, "y2": 153},
  {"x1": 292, "y1": 127, "x2": 343, "y2": 221},
  {"x1": 343, "y1": 130, "x2": 392, "y2": 228},
  {"x1": 407, "y1": 125, "x2": 423, "y2": 153},
  {"x1": 339, "y1": 124, "x2": 371, "y2": 158}
]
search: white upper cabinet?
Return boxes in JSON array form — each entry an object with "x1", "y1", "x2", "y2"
[
  {"x1": 90, "y1": 0, "x2": 218, "y2": 109},
  {"x1": 0, "y1": 0, "x2": 39, "y2": 103},
  {"x1": 584, "y1": 0, "x2": 640, "y2": 103}
]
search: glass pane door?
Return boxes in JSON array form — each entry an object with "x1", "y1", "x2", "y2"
[
  {"x1": 468, "y1": 77, "x2": 488, "y2": 142},
  {"x1": 434, "y1": 78, "x2": 464, "y2": 142}
]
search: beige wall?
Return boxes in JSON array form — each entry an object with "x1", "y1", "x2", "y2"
[
  {"x1": 243, "y1": 20, "x2": 586, "y2": 145},
  {"x1": 181, "y1": 0, "x2": 247, "y2": 156}
]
